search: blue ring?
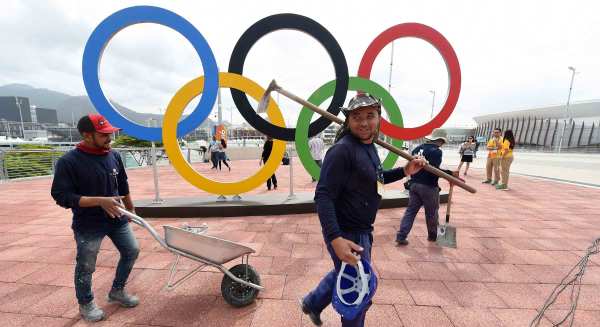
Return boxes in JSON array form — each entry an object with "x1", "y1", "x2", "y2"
[{"x1": 82, "y1": 6, "x2": 219, "y2": 141}]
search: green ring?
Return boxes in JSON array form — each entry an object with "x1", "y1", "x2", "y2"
[{"x1": 295, "y1": 77, "x2": 404, "y2": 181}]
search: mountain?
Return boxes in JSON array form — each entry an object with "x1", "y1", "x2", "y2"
[
  {"x1": 0, "y1": 84, "x2": 214, "y2": 128},
  {"x1": 0, "y1": 84, "x2": 71, "y2": 109},
  {"x1": 54, "y1": 95, "x2": 165, "y2": 125}
]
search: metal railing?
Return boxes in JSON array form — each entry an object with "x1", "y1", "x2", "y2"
[
  {"x1": 0, "y1": 143, "x2": 301, "y2": 202},
  {"x1": 0, "y1": 146, "x2": 210, "y2": 182}
]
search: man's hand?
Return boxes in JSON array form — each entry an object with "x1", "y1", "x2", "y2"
[
  {"x1": 404, "y1": 156, "x2": 427, "y2": 176},
  {"x1": 331, "y1": 237, "x2": 363, "y2": 265},
  {"x1": 97, "y1": 196, "x2": 125, "y2": 219}
]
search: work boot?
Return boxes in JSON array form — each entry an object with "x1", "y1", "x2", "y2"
[
  {"x1": 79, "y1": 301, "x2": 105, "y2": 322},
  {"x1": 396, "y1": 239, "x2": 409, "y2": 246},
  {"x1": 299, "y1": 297, "x2": 322, "y2": 326},
  {"x1": 107, "y1": 288, "x2": 139, "y2": 308}
]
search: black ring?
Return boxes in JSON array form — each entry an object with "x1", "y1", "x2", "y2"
[{"x1": 228, "y1": 13, "x2": 349, "y2": 141}]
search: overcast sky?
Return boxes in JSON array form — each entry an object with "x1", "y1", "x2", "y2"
[{"x1": 1, "y1": 0, "x2": 598, "y2": 129}]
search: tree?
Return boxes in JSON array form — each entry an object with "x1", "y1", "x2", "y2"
[{"x1": 112, "y1": 135, "x2": 163, "y2": 148}]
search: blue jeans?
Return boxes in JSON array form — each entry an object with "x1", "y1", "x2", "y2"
[
  {"x1": 74, "y1": 223, "x2": 140, "y2": 305},
  {"x1": 304, "y1": 231, "x2": 373, "y2": 327},
  {"x1": 396, "y1": 182, "x2": 440, "y2": 240},
  {"x1": 210, "y1": 152, "x2": 218, "y2": 168}
]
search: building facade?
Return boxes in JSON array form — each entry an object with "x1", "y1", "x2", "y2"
[
  {"x1": 474, "y1": 100, "x2": 600, "y2": 151},
  {"x1": 34, "y1": 107, "x2": 59, "y2": 125},
  {"x1": 0, "y1": 96, "x2": 32, "y2": 123}
]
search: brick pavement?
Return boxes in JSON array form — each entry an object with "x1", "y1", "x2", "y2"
[{"x1": 1, "y1": 159, "x2": 599, "y2": 326}]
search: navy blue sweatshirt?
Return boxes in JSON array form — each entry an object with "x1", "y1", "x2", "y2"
[
  {"x1": 410, "y1": 143, "x2": 452, "y2": 188},
  {"x1": 314, "y1": 134, "x2": 406, "y2": 242},
  {"x1": 51, "y1": 149, "x2": 130, "y2": 231}
]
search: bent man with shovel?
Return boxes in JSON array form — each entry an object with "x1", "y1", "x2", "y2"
[{"x1": 395, "y1": 129, "x2": 459, "y2": 246}]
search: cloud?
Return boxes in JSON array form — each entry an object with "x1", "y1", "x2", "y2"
[{"x1": 0, "y1": 0, "x2": 598, "y2": 129}]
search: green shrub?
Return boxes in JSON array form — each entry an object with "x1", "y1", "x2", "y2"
[{"x1": 2, "y1": 145, "x2": 63, "y2": 179}]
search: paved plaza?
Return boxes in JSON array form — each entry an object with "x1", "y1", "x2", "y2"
[
  {"x1": 441, "y1": 150, "x2": 600, "y2": 188},
  {"x1": 1, "y1": 158, "x2": 600, "y2": 326}
]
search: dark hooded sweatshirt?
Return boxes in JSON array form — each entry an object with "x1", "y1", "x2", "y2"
[
  {"x1": 51, "y1": 149, "x2": 130, "y2": 231},
  {"x1": 315, "y1": 134, "x2": 406, "y2": 242}
]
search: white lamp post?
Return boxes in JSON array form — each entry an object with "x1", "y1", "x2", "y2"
[
  {"x1": 14, "y1": 97, "x2": 25, "y2": 139},
  {"x1": 558, "y1": 66, "x2": 577, "y2": 153},
  {"x1": 429, "y1": 90, "x2": 436, "y2": 118}
]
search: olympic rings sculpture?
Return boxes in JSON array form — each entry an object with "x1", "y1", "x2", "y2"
[{"x1": 82, "y1": 6, "x2": 461, "y2": 195}]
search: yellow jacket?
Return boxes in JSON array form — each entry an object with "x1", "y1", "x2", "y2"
[
  {"x1": 500, "y1": 139, "x2": 513, "y2": 158},
  {"x1": 487, "y1": 137, "x2": 503, "y2": 158}
]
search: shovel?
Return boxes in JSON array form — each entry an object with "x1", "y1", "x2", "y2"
[{"x1": 436, "y1": 183, "x2": 457, "y2": 248}]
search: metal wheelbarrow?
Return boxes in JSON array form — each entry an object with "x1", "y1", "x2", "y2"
[{"x1": 118, "y1": 208, "x2": 263, "y2": 307}]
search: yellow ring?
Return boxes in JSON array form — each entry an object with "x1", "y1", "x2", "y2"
[{"x1": 163, "y1": 72, "x2": 286, "y2": 195}]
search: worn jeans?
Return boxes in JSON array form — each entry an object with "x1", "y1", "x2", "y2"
[
  {"x1": 396, "y1": 182, "x2": 440, "y2": 241},
  {"x1": 210, "y1": 151, "x2": 218, "y2": 168},
  {"x1": 74, "y1": 223, "x2": 140, "y2": 305},
  {"x1": 304, "y1": 231, "x2": 373, "y2": 327}
]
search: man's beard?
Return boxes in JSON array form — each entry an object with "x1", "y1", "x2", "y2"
[
  {"x1": 351, "y1": 126, "x2": 380, "y2": 142},
  {"x1": 92, "y1": 135, "x2": 111, "y2": 149}
]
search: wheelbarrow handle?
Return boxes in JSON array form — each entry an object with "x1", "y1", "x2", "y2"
[{"x1": 118, "y1": 208, "x2": 169, "y2": 250}]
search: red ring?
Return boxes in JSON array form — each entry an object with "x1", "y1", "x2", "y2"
[{"x1": 358, "y1": 23, "x2": 461, "y2": 140}]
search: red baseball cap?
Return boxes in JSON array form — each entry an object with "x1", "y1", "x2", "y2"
[{"x1": 88, "y1": 114, "x2": 120, "y2": 134}]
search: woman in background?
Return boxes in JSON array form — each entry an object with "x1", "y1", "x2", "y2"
[
  {"x1": 497, "y1": 130, "x2": 515, "y2": 190},
  {"x1": 218, "y1": 138, "x2": 231, "y2": 171},
  {"x1": 457, "y1": 135, "x2": 476, "y2": 176}
]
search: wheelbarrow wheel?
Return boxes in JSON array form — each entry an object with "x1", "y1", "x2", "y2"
[{"x1": 221, "y1": 264, "x2": 261, "y2": 307}]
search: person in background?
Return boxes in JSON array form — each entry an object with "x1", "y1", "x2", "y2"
[
  {"x1": 482, "y1": 128, "x2": 503, "y2": 185},
  {"x1": 218, "y1": 138, "x2": 231, "y2": 171},
  {"x1": 260, "y1": 135, "x2": 278, "y2": 190},
  {"x1": 497, "y1": 129, "x2": 515, "y2": 191},
  {"x1": 309, "y1": 133, "x2": 326, "y2": 182},
  {"x1": 208, "y1": 136, "x2": 218, "y2": 169},
  {"x1": 396, "y1": 129, "x2": 458, "y2": 245},
  {"x1": 51, "y1": 114, "x2": 140, "y2": 322},
  {"x1": 457, "y1": 135, "x2": 476, "y2": 176},
  {"x1": 199, "y1": 145, "x2": 208, "y2": 163}
]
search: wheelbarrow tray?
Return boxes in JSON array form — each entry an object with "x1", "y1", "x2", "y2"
[{"x1": 163, "y1": 225, "x2": 254, "y2": 265}]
